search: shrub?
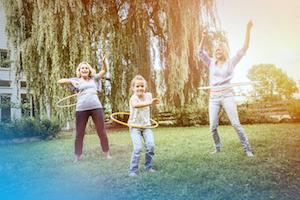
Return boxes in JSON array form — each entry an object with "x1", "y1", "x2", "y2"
[
  {"x1": 287, "y1": 100, "x2": 300, "y2": 122},
  {"x1": 40, "y1": 117, "x2": 62, "y2": 139},
  {"x1": 219, "y1": 105, "x2": 278, "y2": 125},
  {"x1": 236, "y1": 106, "x2": 278, "y2": 124},
  {"x1": 172, "y1": 104, "x2": 278, "y2": 127},
  {"x1": 0, "y1": 116, "x2": 62, "y2": 140},
  {"x1": 174, "y1": 105, "x2": 209, "y2": 126}
]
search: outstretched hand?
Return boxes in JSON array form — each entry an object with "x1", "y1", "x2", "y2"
[
  {"x1": 202, "y1": 29, "x2": 208, "y2": 38},
  {"x1": 247, "y1": 20, "x2": 253, "y2": 30},
  {"x1": 102, "y1": 51, "x2": 111, "y2": 62},
  {"x1": 150, "y1": 98, "x2": 160, "y2": 107}
]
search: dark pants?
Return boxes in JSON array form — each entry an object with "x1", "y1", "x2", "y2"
[{"x1": 75, "y1": 108, "x2": 109, "y2": 155}]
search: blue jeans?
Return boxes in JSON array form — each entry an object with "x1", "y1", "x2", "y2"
[
  {"x1": 128, "y1": 127, "x2": 155, "y2": 173},
  {"x1": 209, "y1": 90, "x2": 252, "y2": 153},
  {"x1": 75, "y1": 108, "x2": 109, "y2": 155}
]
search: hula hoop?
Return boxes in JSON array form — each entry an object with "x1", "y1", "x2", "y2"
[
  {"x1": 110, "y1": 112, "x2": 159, "y2": 129},
  {"x1": 198, "y1": 81, "x2": 260, "y2": 90},
  {"x1": 56, "y1": 92, "x2": 96, "y2": 108}
]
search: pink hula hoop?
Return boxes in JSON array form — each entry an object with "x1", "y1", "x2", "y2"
[{"x1": 56, "y1": 92, "x2": 96, "y2": 108}]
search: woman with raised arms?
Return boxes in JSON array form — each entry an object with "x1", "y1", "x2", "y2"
[
  {"x1": 198, "y1": 21, "x2": 254, "y2": 157},
  {"x1": 58, "y1": 52, "x2": 112, "y2": 162}
]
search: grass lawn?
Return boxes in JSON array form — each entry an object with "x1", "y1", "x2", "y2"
[{"x1": 0, "y1": 123, "x2": 299, "y2": 200}]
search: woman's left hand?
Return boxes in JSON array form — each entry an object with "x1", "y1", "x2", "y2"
[
  {"x1": 247, "y1": 20, "x2": 253, "y2": 30},
  {"x1": 102, "y1": 51, "x2": 111, "y2": 61}
]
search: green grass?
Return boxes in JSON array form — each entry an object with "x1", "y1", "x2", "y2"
[{"x1": 0, "y1": 123, "x2": 299, "y2": 200}]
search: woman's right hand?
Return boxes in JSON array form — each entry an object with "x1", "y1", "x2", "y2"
[
  {"x1": 202, "y1": 29, "x2": 208, "y2": 38},
  {"x1": 199, "y1": 29, "x2": 208, "y2": 50}
]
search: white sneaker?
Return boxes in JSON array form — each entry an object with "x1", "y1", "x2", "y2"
[
  {"x1": 129, "y1": 172, "x2": 137, "y2": 177},
  {"x1": 149, "y1": 168, "x2": 156, "y2": 173},
  {"x1": 247, "y1": 152, "x2": 254, "y2": 157}
]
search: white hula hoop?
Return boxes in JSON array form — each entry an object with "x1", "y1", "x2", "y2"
[{"x1": 198, "y1": 81, "x2": 260, "y2": 90}]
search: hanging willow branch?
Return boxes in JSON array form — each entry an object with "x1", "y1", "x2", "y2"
[
  {"x1": 3, "y1": 0, "x2": 225, "y2": 121},
  {"x1": 159, "y1": 0, "x2": 227, "y2": 109}
]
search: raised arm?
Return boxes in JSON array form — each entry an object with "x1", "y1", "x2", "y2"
[
  {"x1": 98, "y1": 51, "x2": 111, "y2": 81},
  {"x1": 199, "y1": 29, "x2": 208, "y2": 50},
  {"x1": 197, "y1": 29, "x2": 211, "y2": 67},
  {"x1": 244, "y1": 20, "x2": 253, "y2": 48}
]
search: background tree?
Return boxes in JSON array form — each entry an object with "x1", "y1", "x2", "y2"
[
  {"x1": 159, "y1": 0, "x2": 226, "y2": 110},
  {"x1": 2, "y1": 0, "x2": 223, "y2": 122},
  {"x1": 247, "y1": 63, "x2": 298, "y2": 102}
]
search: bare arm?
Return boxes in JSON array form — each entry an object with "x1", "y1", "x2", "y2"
[
  {"x1": 244, "y1": 20, "x2": 253, "y2": 48},
  {"x1": 58, "y1": 79, "x2": 72, "y2": 85},
  {"x1": 131, "y1": 98, "x2": 160, "y2": 108},
  {"x1": 57, "y1": 79, "x2": 81, "y2": 85},
  {"x1": 98, "y1": 51, "x2": 111, "y2": 81},
  {"x1": 199, "y1": 29, "x2": 208, "y2": 50}
]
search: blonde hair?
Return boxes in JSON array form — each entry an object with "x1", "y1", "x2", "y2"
[
  {"x1": 76, "y1": 62, "x2": 96, "y2": 78},
  {"x1": 213, "y1": 42, "x2": 230, "y2": 61},
  {"x1": 130, "y1": 75, "x2": 147, "y2": 94}
]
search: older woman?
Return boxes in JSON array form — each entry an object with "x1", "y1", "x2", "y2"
[
  {"x1": 58, "y1": 52, "x2": 112, "y2": 162},
  {"x1": 198, "y1": 21, "x2": 254, "y2": 157}
]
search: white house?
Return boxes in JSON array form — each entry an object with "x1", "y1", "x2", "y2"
[{"x1": 0, "y1": 5, "x2": 36, "y2": 122}]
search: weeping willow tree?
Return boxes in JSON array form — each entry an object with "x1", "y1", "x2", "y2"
[
  {"x1": 159, "y1": 0, "x2": 227, "y2": 109},
  {"x1": 2, "y1": 0, "x2": 225, "y2": 121},
  {"x1": 3, "y1": 0, "x2": 112, "y2": 120},
  {"x1": 108, "y1": 0, "x2": 163, "y2": 112}
]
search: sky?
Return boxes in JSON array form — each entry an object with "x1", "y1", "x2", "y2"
[{"x1": 215, "y1": 0, "x2": 300, "y2": 85}]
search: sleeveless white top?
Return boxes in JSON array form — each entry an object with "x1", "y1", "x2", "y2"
[{"x1": 127, "y1": 93, "x2": 152, "y2": 127}]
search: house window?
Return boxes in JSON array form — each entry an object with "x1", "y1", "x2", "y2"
[
  {"x1": 1, "y1": 95, "x2": 11, "y2": 122},
  {"x1": 21, "y1": 81, "x2": 26, "y2": 88},
  {"x1": 1, "y1": 51, "x2": 7, "y2": 59},
  {"x1": 0, "y1": 81, "x2": 10, "y2": 87},
  {"x1": 0, "y1": 50, "x2": 10, "y2": 68}
]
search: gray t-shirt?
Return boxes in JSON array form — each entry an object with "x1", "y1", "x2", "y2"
[
  {"x1": 69, "y1": 74, "x2": 102, "y2": 111},
  {"x1": 127, "y1": 93, "x2": 152, "y2": 127}
]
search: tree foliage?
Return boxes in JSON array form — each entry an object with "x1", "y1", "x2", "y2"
[
  {"x1": 158, "y1": 0, "x2": 226, "y2": 109},
  {"x1": 2, "y1": 0, "x2": 224, "y2": 120},
  {"x1": 247, "y1": 63, "x2": 298, "y2": 102}
]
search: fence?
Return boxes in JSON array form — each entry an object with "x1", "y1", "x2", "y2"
[
  {"x1": 238, "y1": 100, "x2": 292, "y2": 117},
  {"x1": 104, "y1": 100, "x2": 294, "y2": 127},
  {"x1": 156, "y1": 111, "x2": 176, "y2": 124}
]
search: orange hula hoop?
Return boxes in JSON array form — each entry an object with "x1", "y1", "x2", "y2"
[{"x1": 110, "y1": 112, "x2": 159, "y2": 129}]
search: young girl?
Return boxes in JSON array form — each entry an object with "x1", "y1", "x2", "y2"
[
  {"x1": 198, "y1": 20, "x2": 254, "y2": 157},
  {"x1": 127, "y1": 75, "x2": 160, "y2": 176}
]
